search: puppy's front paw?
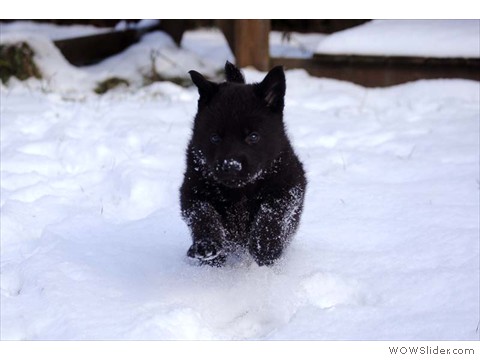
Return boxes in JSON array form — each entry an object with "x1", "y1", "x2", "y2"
[
  {"x1": 187, "y1": 240, "x2": 224, "y2": 262},
  {"x1": 248, "y1": 238, "x2": 283, "y2": 266}
]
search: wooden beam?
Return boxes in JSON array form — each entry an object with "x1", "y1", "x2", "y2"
[
  {"x1": 53, "y1": 23, "x2": 159, "y2": 66},
  {"x1": 234, "y1": 20, "x2": 270, "y2": 71},
  {"x1": 159, "y1": 20, "x2": 186, "y2": 45},
  {"x1": 271, "y1": 55, "x2": 480, "y2": 87},
  {"x1": 216, "y1": 20, "x2": 235, "y2": 56},
  {"x1": 54, "y1": 30, "x2": 141, "y2": 66}
]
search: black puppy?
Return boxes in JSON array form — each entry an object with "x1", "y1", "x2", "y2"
[{"x1": 180, "y1": 61, "x2": 306, "y2": 266}]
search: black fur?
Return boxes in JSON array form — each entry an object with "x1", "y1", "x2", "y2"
[{"x1": 180, "y1": 62, "x2": 306, "y2": 266}]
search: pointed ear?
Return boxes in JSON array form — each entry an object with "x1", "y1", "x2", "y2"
[
  {"x1": 189, "y1": 70, "x2": 218, "y2": 103},
  {"x1": 225, "y1": 61, "x2": 245, "y2": 83},
  {"x1": 254, "y1": 66, "x2": 286, "y2": 112}
]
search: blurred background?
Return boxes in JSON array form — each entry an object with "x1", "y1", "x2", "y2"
[{"x1": 1, "y1": 19, "x2": 479, "y2": 89}]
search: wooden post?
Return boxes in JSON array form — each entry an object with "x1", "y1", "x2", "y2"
[{"x1": 234, "y1": 20, "x2": 270, "y2": 71}]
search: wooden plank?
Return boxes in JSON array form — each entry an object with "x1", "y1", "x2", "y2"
[
  {"x1": 234, "y1": 20, "x2": 270, "y2": 71},
  {"x1": 53, "y1": 23, "x2": 160, "y2": 66},
  {"x1": 54, "y1": 30, "x2": 141, "y2": 66},
  {"x1": 159, "y1": 20, "x2": 187, "y2": 45},
  {"x1": 271, "y1": 55, "x2": 480, "y2": 87}
]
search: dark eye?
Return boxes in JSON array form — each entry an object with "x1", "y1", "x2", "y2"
[
  {"x1": 210, "y1": 133, "x2": 222, "y2": 144},
  {"x1": 246, "y1": 132, "x2": 260, "y2": 145}
]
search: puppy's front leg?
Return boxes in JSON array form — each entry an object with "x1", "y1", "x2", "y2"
[
  {"x1": 249, "y1": 188, "x2": 304, "y2": 266},
  {"x1": 182, "y1": 201, "x2": 227, "y2": 266}
]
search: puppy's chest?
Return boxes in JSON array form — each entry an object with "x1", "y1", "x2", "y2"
[{"x1": 219, "y1": 195, "x2": 256, "y2": 243}]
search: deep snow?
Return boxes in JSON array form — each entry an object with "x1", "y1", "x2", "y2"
[{"x1": 1, "y1": 23, "x2": 479, "y2": 340}]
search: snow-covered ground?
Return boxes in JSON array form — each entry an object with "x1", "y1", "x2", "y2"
[{"x1": 1, "y1": 22, "x2": 479, "y2": 340}]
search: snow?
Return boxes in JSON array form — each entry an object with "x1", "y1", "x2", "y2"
[
  {"x1": 181, "y1": 28, "x2": 234, "y2": 65},
  {"x1": 316, "y1": 20, "x2": 480, "y2": 58},
  {"x1": 85, "y1": 31, "x2": 219, "y2": 86},
  {"x1": 182, "y1": 28, "x2": 326, "y2": 61},
  {"x1": 0, "y1": 21, "x2": 111, "y2": 41},
  {"x1": 220, "y1": 159, "x2": 243, "y2": 172},
  {"x1": 182, "y1": 21, "x2": 480, "y2": 61},
  {"x1": 0, "y1": 27, "x2": 222, "y2": 95},
  {"x1": 1, "y1": 23, "x2": 479, "y2": 340},
  {"x1": 270, "y1": 31, "x2": 326, "y2": 58}
]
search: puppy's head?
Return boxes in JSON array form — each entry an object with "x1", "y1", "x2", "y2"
[{"x1": 189, "y1": 62, "x2": 287, "y2": 188}]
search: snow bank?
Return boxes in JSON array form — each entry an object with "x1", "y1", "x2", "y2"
[
  {"x1": 1, "y1": 32, "x2": 96, "y2": 94},
  {"x1": 181, "y1": 28, "x2": 234, "y2": 65},
  {"x1": 0, "y1": 28, "x2": 222, "y2": 95},
  {"x1": 86, "y1": 31, "x2": 220, "y2": 87},
  {"x1": 316, "y1": 20, "x2": 480, "y2": 58}
]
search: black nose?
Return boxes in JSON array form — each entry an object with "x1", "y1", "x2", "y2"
[{"x1": 220, "y1": 159, "x2": 242, "y2": 173}]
